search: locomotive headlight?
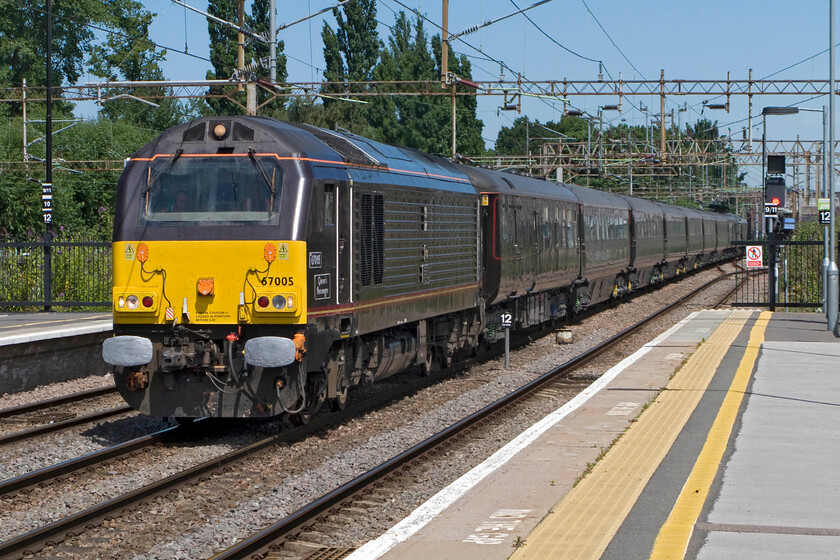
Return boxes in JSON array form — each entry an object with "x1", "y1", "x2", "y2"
[
  {"x1": 253, "y1": 292, "x2": 299, "y2": 314},
  {"x1": 114, "y1": 290, "x2": 159, "y2": 313}
]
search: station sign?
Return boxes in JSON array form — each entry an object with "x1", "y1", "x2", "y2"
[
  {"x1": 746, "y1": 245, "x2": 763, "y2": 268},
  {"x1": 41, "y1": 182, "x2": 52, "y2": 224},
  {"x1": 818, "y1": 198, "x2": 832, "y2": 225},
  {"x1": 501, "y1": 312, "x2": 512, "y2": 328}
]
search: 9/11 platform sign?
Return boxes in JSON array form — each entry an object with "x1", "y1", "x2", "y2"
[
  {"x1": 746, "y1": 245, "x2": 763, "y2": 268},
  {"x1": 41, "y1": 182, "x2": 52, "y2": 223}
]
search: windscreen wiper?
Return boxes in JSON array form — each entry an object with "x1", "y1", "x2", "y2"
[
  {"x1": 144, "y1": 148, "x2": 183, "y2": 194},
  {"x1": 248, "y1": 147, "x2": 275, "y2": 214},
  {"x1": 143, "y1": 148, "x2": 183, "y2": 213}
]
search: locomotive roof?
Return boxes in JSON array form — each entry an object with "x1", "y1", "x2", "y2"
[
  {"x1": 132, "y1": 116, "x2": 338, "y2": 161},
  {"x1": 133, "y1": 116, "x2": 473, "y2": 187}
]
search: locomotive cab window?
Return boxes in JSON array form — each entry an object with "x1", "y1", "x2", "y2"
[{"x1": 140, "y1": 155, "x2": 283, "y2": 224}]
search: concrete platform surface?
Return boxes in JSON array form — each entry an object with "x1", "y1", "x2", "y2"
[
  {"x1": 690, "y1": 313, "x2": 840, "y2": 559},
  {"x1": 347, "y1": 310, "x2": 840, "y2": 560},
  {"x1": 0, "y1": 312, "x2": 112, "y2": 394},
  {"x1": 348, "y1": 310, "x2": 736, "y2": 560},
  {"x1": 0, "y1": 312, "x2": 111, "y2": 346}
]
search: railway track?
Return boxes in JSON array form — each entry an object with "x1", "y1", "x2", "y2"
[
  {"x1": 0, "y1": 386, "x2": 133, "y2": 447},
  {"x1": 208, "y1": 271, "x2": 740, "y2": 560},
  {"x1": 0, "y1": 267, "x2": 742, "y2": 559}
]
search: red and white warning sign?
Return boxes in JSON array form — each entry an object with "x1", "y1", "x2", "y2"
[{"x1": 746, "y1": 245, "x2": 763, "y2": 268}]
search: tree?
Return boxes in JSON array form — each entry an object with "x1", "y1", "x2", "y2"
[
  {"x1": 87, "y1": 1, "x2": 185, "y2": 130},
  {"x1": 323, "y1": 0, "x2": 380, "y2": 84},
  {"x1": 494, "y1": 116, "x2": 571, "y2": 157},
  {"x1": 318, "y1": 0, "x2": 384, "y2": 134},
  {"x1": 0, "y1": 1, "x2": 161, "y2": 116},
  {"x1": 204, "y1": 0, "x2": 290, "y2": 117},
  {"x1": 205, "y1": 0, "x2": 244, "y2": 115}
]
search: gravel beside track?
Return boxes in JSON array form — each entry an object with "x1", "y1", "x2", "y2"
[
  {"x1": 0, "y1": 373, "x2": 115, "y2": 410},
  {"x1": 1, "y1": 266, "x2": 738, "y2": 559}
]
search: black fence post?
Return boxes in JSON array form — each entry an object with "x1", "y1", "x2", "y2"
[
  {"x1": 768, "y1": 237, "x2": 777, "y2": 312},
  {"x1": 43, "y1": 239, "x2": 52, "y2": 312}
]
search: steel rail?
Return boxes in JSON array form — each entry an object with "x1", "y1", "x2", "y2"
[
  {"x1": 0, "y1": 386, "x2": 117, "y2": 419},
  {"x1": 210, "y1": 271, "x2": 734, "y2": 559},
  {"x1": 0, "y1": 266, "x2": 735, "y2": 560},
  {"x1": 0, "y1": 366, "x2": 465, "y2": 559},
  {"x1": 0, "y1": 405, "x2": 133, "y2": 447},
  {"x1": 0, "y1": 424, "x2": 186, "y2": 498}
]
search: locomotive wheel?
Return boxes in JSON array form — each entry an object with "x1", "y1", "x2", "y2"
[
  {"x1": 329, "y1": 386, "x2": 349, "y2": 411},
  {"x1": 419, "y1": 348, "x2": 433, "y2": 377},
  {"x1": 437, "y1": 348, "x2": 452, "y2": 370},
  {"x1": 289, "y1": 411, "x2": 311, "y2": 426}
]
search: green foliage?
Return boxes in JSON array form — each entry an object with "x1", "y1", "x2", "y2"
[
  {"x1": 323, "y1": 0, "x2": 380, "y2": 83},
  {"x1": 316, "y1": 7, "x2": 484, "y2": 157},
  {"x1": 0, "y1": 229, "x2": 112, "y2": 311},
  {"x1": 0, "y1": 116, "x2": 156, "y2": 239},
  {"x1": 0, "y1": 0, "x2": 165, "y2": 118},
  {"x1": 203, "y1": 0, "x2": 290, "y2": 117}
]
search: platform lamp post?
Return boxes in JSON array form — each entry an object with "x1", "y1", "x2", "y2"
[
  {"x1": 761, "y1": 107, "x2": 799, "y2": 239},
  {"x1": 792, "y1": 107, "x2": 832, "y2": 315},
  {"x1": 828, "y1": 0, "x2": 839, "y2": 335},
  {"x1": 43, "y1": 0, "x2": 53, "y2": 311}
]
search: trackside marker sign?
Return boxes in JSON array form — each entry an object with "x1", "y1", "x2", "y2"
[{"x1": 746, "y1": 245, "x2": 763, "y2": 268}]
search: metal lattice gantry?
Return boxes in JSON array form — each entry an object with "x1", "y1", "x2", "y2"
[{"x1": 2, "y1": 74, "x2": 837, "y2": 103}]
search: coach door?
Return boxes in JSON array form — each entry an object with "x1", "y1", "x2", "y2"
[{"x1": 336, "y1": 181, "x2": 351, "y2": 308}]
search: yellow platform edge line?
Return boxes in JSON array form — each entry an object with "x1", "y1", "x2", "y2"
[
  {"x1": 649, "y1": 310, "x2": 772, "y2": 560},
  {"x1": 509, "y1": 310, "x2": 754, "y2": 560}
]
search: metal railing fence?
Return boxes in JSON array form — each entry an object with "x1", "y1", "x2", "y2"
[
  {"x1": 0, "y1": 240, "x2": 111, "y2": 310},
  {"x1": 732, "y1": 240, "x2": 826, "y2": 310}
]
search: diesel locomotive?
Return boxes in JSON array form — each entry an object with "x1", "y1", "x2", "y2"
[{"x1": 102, "y1": 116, "x2": 745, "y2": 420}]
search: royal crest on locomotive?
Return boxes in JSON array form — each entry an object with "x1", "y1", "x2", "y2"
[{"x1": 103, "y1": 118, "x2": 332, "y2": 418}]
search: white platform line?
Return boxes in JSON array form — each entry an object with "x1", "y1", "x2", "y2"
[
  {"x1": 0, "y1": 320, "x2": 113, "y2": 347},
  {"x1": 345, "y1": 311, "x2": 703, "y2": 560}
]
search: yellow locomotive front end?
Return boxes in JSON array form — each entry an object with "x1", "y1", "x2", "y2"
[
  {"x1": 111, "y1": 239, "x2": 307, "y2": 328},
  {"x1": 103, "y1": 132, "x2": 316, "y2": 419}
]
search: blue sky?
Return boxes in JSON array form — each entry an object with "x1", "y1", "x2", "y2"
[{"x1": 96, "y1": 0, "x2": 838, "y2": 185}]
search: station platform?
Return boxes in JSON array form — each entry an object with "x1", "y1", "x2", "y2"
[
  {"x1": 0, "y1": 312, "x2": 111, "y2": 346},
  {"x1": 347, "y1": 310, "x2": 840, "y2": 560},
  {"x1": 0, "y1": 312, "x2": 112, "y2": 394}
]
